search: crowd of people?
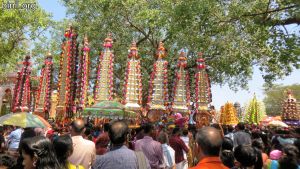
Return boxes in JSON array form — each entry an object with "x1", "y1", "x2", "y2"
[{"x1": 0, "y1": 119, "x2": 299, "y2": 169}]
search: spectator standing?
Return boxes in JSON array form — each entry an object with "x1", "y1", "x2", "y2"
[
  {"x1": 169, "y1": 127, "x2": 189, "y2": 169},
  {"x1": 7, "y1": 127, "x2": 22, "y2": 156},
  {"x1": 68, "y1": 119, "x2": 96, "y2": 169},
  {"x1": 53, "y1": 135, "x2": 84, "y2": 169},
  {"x1": 190, "y1": 127, "x2": 228, "y2": 169},
  {"x1": 95, "y1": 123, "x2": 110, "y2": 155},
  {"x1": 157, "y1": 131, "x2": 175, "y2": 169},
  {"x1": 135, "y1": 123, "x2": 164, "y2": 169},
  {"x1": 233, "y1": 122, "x2": 251, "y2": 148},
  {"x1": 93, "y1": 120, "x2": 150, "y2": 169}
]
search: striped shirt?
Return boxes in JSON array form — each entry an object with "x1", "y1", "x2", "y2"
[{"x1": 135, "y1": 136, "x2": 164, "y2": 169}]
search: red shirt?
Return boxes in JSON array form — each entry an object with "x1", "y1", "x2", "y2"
[
  {"x1": 169, "y1": 135, "x2": 189, "y2": 163},
  {"x1": 189, "y1": 157, "x2": 228, "y2": 169}
]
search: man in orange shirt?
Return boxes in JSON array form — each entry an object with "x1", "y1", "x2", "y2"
[{"x1": 190, "y1": 127, "x2": 228, "y2": 169}]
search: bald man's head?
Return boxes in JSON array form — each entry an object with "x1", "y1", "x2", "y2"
[
  {"x1": 195, "y1": 127, "x2": 223, "y2": 156},
  {"x1": 71, "y1": 119, "x2": 85, "y2": 135},
  {"x1": 108, "y1": 120, "x2": 128, "y2": 145}
]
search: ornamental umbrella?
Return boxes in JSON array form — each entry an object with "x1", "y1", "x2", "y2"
[
  {"x1": 268, "y1": 120, "x2": 289, "y2": 128},
  {"x1": 0, "y1": 113, "x2": 51, "y2": 128},
  {"x1": 83, "y1": 101, "x2": 136, "y2": 119}
]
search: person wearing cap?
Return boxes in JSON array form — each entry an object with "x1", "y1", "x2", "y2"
[{"x1": 68, "y1": 119, "x2": 96, "y2": 169}]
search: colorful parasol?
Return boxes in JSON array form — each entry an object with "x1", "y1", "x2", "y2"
[
  {"x1": 268, "y1": 120, "x2": 289, "y2": 128},
  {"x1": 0, "y1": 113, "x2": 51, "y2": 128},
  {"x1": 83, "y1": 101, "x2": 136, "y2": 119}
]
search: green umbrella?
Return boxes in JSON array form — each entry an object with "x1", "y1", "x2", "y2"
[{"x1": 83, "y1": 101, "x2": 136, "y2": 119}]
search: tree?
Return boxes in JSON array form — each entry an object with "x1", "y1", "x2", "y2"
[
  {"x1": 0, "y1": 0, "x2": 52, "y2": 77},
  {"x1": 263, "y1": 83, "x2": 300, "y2": 116},
  {"x1": 61, "y1": 0, "x2": 299, "y2": 92}
]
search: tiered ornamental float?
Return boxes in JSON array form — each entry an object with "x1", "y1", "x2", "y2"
[
  {"x1": 234, "y1": 102, "x2": 243, "y2": 120},
  {"x1": 220, "y1": 102, "x2": 239, "y2": 125},
  {"x1": 94, "y1": 33, "x2": 114, "y2": 102},
  {"x1": 12, "y1": 56, "x2": 32, "y2": 113},
  {"x1": 244, "y1": 94, "x2": 266, "y2": 124},
  {"x1": 147, "y1": 42, "x2": 169, "y2": 122},
  {"x1": 123, "y1": 42, "x2": 143, "y2": 112},
  {"x1": 56, "y1": 25, "x2": 79, "y2": 120},
  {"x1": 76, "y1": 35, "x2": 90, "y2": 112},
  {"x1": 282, "y1": 90, "x2": 300, "y2": 126},
  {"x1": 84, "y1": 34, "x2": 137, "y2": 124},
  {"x1": 170, "y1": 50, "x2": 191, "y2": 126},
  {"x1": 193, "y1": 52, "x2": 212, "y2": 127},
  {"x1": 34, "y1": 52, "x2": 53, "y2": 118}
]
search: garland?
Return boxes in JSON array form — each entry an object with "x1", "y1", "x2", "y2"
[{"x1": 94, "y1": 51, "x2": 104, "y2": 100}]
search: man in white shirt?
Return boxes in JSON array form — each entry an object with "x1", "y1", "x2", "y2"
[
  {"x1": 68, "y1": 119, "x2": 96, "y2": 169},
  {"x1": 158, "y1": 131, "x2": 175, "y2": 169}
]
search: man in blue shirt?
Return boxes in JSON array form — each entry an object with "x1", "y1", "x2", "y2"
[{"x1": 93, "y1": 120, "x2": 150, "y2": 169}]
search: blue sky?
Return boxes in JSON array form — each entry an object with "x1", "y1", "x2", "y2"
[{"x1": 38, "y1": 0, "x2": 300, "y2": 110}]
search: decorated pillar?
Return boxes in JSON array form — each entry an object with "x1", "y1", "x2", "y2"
[
  {"x1": 94, "y1": 34, "x2": 114, "y2": 102},
  {"x1": 12, "y1": 56, "x2": 32, "y2": 113},
  {"x1": 193, "y1": 52, "x2": 212, "y2": 127},
  {"x1": 282, "y1": 90, "x2": 300, "y2": 126},
  {"x1": 170, "y1": 50, "x2": 190, "y2": 116},
  {"x1": 220, "y1": 102, "x2": 239, "y2": 125},
  {"x1": 245, "y1": 94, "x2": 266, "y2": 124},
  {"x1": 34, "y1": 52, "x2": 53, "y2": 118},
  {"x1": 147, "y1": 42, "x2": 169, "y2": 122},
  {"x1": 76, "y1": 35, "x2": 90, "y2": 111},
  {"x1": 56, "y1": 25, "x2": 79, "y2": 120},
  {"x1": 123, "y1": 42, "x2": 142, "y2": 111}
]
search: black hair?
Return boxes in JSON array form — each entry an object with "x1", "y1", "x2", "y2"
[
  {"x1": 0, "y1": 154, "x2": 17, "y2": 169},
  {"x1": 220, "y1": 150, "x2": 234, "y2": 168},
  {"x1": 279, "y1": 144, "x2": 299, "y2": 169},
  {"x1": 234, "y1": 145, "x2": 263, "y2": 169},
  {"x1": 103, "y1": 123, "x2": 110, "y2": 132},
  {"x1": 227, "y1": 125, "x2": 234, "y2": 132},
  {"x1": 108, "y1": 120, "x2": 128, "y2": 145},
  {"x1": 21, "y1": 136, "x2": 61, "y2": 169},
  {"x1": 172, "y1": 127, "x2": 180, "y2": 135},
  {"x1": 234, "y1": 145, "x2": 256, "y2": 167},
  {"x1": 182, "y1": 128, "x2": 188, "y2": 136},
  {"x1": 143, "y1": 123, "x2": 153, "y2": 134},
  {"x1": 195, "y1": 127, "x2": 223, "y2": 156},
  {"x1": 237, "y1": 122, "x2": 245, "y2": 130},
  {"x1": 53, "y1": 135, "x2": 73, "y2": 168},
  {"x1": 222, "y1": 137, "x2": 233, "y2": 151},
  {"x1": 252, "y1": 139, "x2": 265, "y2": 152}
]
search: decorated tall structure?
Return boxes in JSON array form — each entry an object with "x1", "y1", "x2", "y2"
[
  {"x1": 193, "y1": 52, "x2": 212, "y2": 127},
  {"x1": 245, "y1": 94, "x2": 266, "y2": 124},
  {"x1": 170, "y1": 50, "x2": 190, "y2": 115},
  {"x1": 76, "y1": 35, "x2": 90, "y2": 111},
  {"x1": 12, "y1": 56, "x2": 32, "y2": 113},
  {"x1": 220, "y1": 102, "x2": 239, "y2": 125},
  {"x1": 282, "y1": 90, "x2": 300, "y2": 126},
  {"x1": 34, "y1": 52, "x2": 53, "y2": 118},
  {"x1": 94, "y1": 34, "x2": 114, "y2": 102},
  {"x1": 56, "y1": 25, "x2": 79, "y2": 119},
  {"x1": 147, "y1": 42, "x2": 169, "y2": 122},
  {"x1": 123, "y1": 42, "x2": 142, "y2": 111}
]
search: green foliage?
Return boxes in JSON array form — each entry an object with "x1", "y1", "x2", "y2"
[
  {"x1": 263, "y1": 83, "x2": 300, "y2": 116},
  {"x1": 0, "y1": 0, "x2": 52, "y2": 77},
  {"x1": 60, "y1": 0, "x2": 300, "y2": 99}
]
